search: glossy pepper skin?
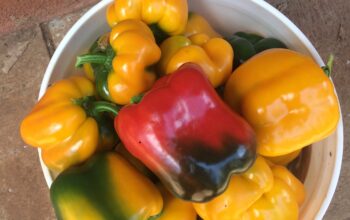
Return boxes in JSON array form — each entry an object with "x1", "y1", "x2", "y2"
[
  {"x1": 115, "y1": 63, "x2": 256, "y2": 202},
  {"x1": 193, "y1": 156, "x2": 273, "y2": 220},
  {"x1": 184, "y1": 12, "x2": 220, "y2": 38},
  {"x1": 241, "y1": 163, "x2": 305, "y2": 220},
  {"x1": 151, "y1": 185, "x2": 197, "y2": 220},
  {"x1": 116, "y1": 143, "x2": 156, "y2": 180},
  {"x1": 224, "y1": 48, "x2": 340, "y2": 156},
  {"x1": 77, "y1": 20, "x2": 161, "y2": 105},
  {"x1": 106, "y1": 0, "x2": 188, "y2": 36},
  {"x1": 159, "y1": 35, "x2": 233, "y2": 87},
  {"x1": 50, "y1": 152, "x2": 163, "y2": 220},
  {"x1": 110, "y1": 19, "x2": 162, "y2": 105},
  {"x1": 194, "y1": 157, "x2": 305, "y2": 220},
  {"x1": 20, "y1": 76, "x2": 118, "y2": 172}
]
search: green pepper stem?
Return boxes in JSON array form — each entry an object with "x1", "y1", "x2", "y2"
[
  {"x1": 74, "y1": 97, "x2": 120, "y2": 117},
  {"x1": 90, "y1": 101, "x2": 120, "y2": 117},
  {"x1": 322, "y1": 54, "x2": 334, "y2": 77},
  {"x1": 75, "y1": 54, "x2": 107, "y2": 68}
]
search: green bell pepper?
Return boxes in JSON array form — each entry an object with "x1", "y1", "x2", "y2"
[
  {"x1": 50, "y1": 152, "x2": 163, "y2": 220},
  {"x1": 225, "y1": 32, "x2": 288, "y2": 69}
]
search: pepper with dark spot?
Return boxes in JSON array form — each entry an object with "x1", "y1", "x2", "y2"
[{"x1": 114, "y1": 63, "x2": 256, "y2": 202}]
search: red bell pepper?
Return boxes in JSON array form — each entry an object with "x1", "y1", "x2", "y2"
[{"x1": 115, "y1": 63, "x2": 256, "y2": 202}]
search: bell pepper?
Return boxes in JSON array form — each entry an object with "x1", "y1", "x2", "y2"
[
  {"x1": 184, "y1": 12, "x2": 220, "y2": 38},
  {"x1": 50, "y1": 152, "x2": 163, "y2": 220},
  {"x1": 115, "y1": 63, "x2": 256, "y2": 202},
  {"x1": 254, "y1": 37, "x2": 287, "y2": 53},
  {"x1": 151, "y1": 185, "x2": 197, "y2": 220},
  {"x1": 117, "y1": 144, "x2": 196, "y2": 220},
  {"x1": 226, "y1": 32, "x2": 287, "y2": 69},
  {"x1": 20, "y1": 76, "x2": 120, "y2": 171},
  {"x1": 106, "y1": 0, "x2": 188, "y2": 36},
  {"x1": 76, "y1": 19, "x2": 161, "y2": 105},
  {"x1": 193, "y1": 156, "x2": 274, "y2": 220},
  {"x1": 269, "y1": 163, "x2": 305, "y2": 206},
  {"x1": 194, "y1": 157, "x2": 305, "y2": 220},
  {"x1": 234, "y1": 32, "x2": 264, "y2": 45},
  {"x1": 116, "y1": 143, "x2": 156, "y2": 180},
  {"x1": 265, "y1": 149, "x2": 301, "y2": 166},
  {"x1": 158, "y1": 35, "x2": 233, "y2": 87},
  {"x1": 241, "y1": 164, "x2": 305, "y2": 220},
  {"x1": 224, "y1": 48, "x2": 340, "y2": 156}
]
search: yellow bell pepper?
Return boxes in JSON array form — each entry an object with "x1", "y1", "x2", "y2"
[
  {"x1": 20, "y1": 76, "x2": 119, "y2": 172},
  {"x1": 269, "y1": 164, "x2": 305, "y2": 206},
  {"x1": 153, "y1": 185, "x2": 197, "y2": 220},
  {"x1": 83, "y1": 63, "x2": 94, "y2": 81},
  {"x1": 159, "y1": 35, "x2": 233, "y2": 87},
  {"x1": 77, "y1": 20, "x2": 161, "y2": 105},
  {"x1": 184, "y1": 12, "x2": 221, "y2": 38},
  {"x1": 241, "y1": 164, "x2": 305, "y2": 220},
  {"x1": 265, "y1": 149, "x2": 301, "y2": 166},
  {"x1": 193, "y1": 156, "x2": 274, "y2": 220},
  {"x1": 108, "y1": 19, "x2": 161, "y2": 104},
  {"x1": 194, "y1": 157, "x2": 305, "y2": 220},
  {"x1": 106, "y1": 0, "x2": 188, "y2": 35},
  {"x1": 224, "y1": 48, "x2": 340, "y2": 156},
  {"x1": 241, "y1": 180, "x2": 299, "y2": 220}
]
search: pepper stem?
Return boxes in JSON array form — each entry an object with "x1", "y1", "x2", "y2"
[
  {"x1": 74, "y1": 96, "x2": 120, "y2": 117},
  {"x1": 322, "y1": 54, "x2": 334, "y2": 77},
  {"x1": 90, "y1": 101, "x2": 120, "y2": 116},
  {"x1": 75, "y1": 54, "x2": 107, "y2": 68}
]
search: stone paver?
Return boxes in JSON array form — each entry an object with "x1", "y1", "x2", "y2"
[
  {"x1": 40, "y1": 7, "x2": 91, "y2": 56},
  {"x1": 45, "y1": 8, "x2": 90, "y2": 49},
  {"x1": 0, "y1": 26, "x2": 55, "y2": 219},
  {"x1": 0, "y1": 0, "x2": 98, "y2": 36},
  {"x1": 0, "y1": 1, "x2": 349, "y2": 219}
]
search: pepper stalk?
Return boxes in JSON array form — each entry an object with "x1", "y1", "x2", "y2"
[{"x1": 322, "y1": 54, "x2": 334, "y2": 77}]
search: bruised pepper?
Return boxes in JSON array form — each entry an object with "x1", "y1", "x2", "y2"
[
  {"x1": 194, "y1": 156, "x2": 305, "y2": 220},
  {"x1": 76, "y1": 19, "x2": 161, "y2": 105},
  {"x1": 159, "y1": 35, "x2": 233, "y2": 87},
  {"x1": 115, "y1": 64, "x2": 256, "y2": 202},
  {"x1": 106, "y1": 0, "x2": 188, "y2": 36},
  {"x1": 224, "y1": 49, "x2": 340, "y2": 156},
  {"x1": 20, "y1": 76, "x2": 119, "y2": 172},
  {"x1": 50, "y1": 152, "x2": 163, "y2": 220}
]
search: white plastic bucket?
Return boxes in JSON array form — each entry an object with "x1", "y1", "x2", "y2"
[{"x1": 38, "y1": 0, "x2": 343, "y2": 219}]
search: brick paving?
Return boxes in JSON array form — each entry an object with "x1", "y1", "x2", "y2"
[
  {"x1": 0, "y1": 0, "x2": 349, "y2": 219},
  {"x1": 0, "y1": 0, "x2": 98, "y2": 36}
]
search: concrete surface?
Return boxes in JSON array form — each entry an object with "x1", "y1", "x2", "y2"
[{"x1": 0, "y1": 0, "x2": 349, "y2": 219}]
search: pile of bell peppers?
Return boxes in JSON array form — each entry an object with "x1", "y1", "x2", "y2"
[{"x1": 20, "y1": 0, "x2": 340, "y2": 219}]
